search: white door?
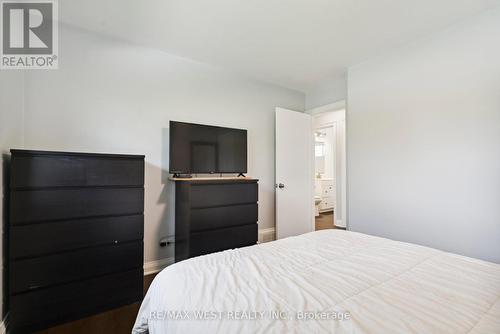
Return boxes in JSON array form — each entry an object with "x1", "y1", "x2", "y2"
[{"x1": 275, "y1": 107, "x2": 313, "y2": 239}]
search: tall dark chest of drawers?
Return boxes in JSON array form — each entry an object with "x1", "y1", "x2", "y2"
[
  {"x1": 7, "y1": 150, "x2": 145, "y2": 333},
  {"x1": 174, "y1": 178, "x2": 259, "y2": 262}
]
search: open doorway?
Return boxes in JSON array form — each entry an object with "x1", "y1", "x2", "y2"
[{"x1": 310, "y1": 103, "x2": 347, "y2": 231}]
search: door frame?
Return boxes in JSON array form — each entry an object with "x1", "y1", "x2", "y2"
[
  {"x1": 314, "y1": 121, "x2": 337, "y2": 218},
  {"x1": 307, "y1": 100, "x2": 348, "y2": 230}
]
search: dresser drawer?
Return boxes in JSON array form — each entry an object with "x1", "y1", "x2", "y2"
[
  {"x1": 320, "y1": 198, "x2": 334, "y2": 210},
  {"x1": 190, "y1": 183, "x2": 258, "y2": 208},
  {"x1": 191, "y1": 204, "x2": 258, "y2": 232},
  {"x1": 9, "y1": 269, "x2": 143, "y2": 334},
  {"x1": 11, "y1": 154, "x2": 144, "y2": 189},
  {"x1": 10, "y1": 188, "x2": 144, "y2": 224},
  {"x1": 10, "y1": 215, "x2": 143, "y2": 259},
  {"x1": 321, "y1": 179, "x2": 334, "y2": 187},
  {"x1": 322, "y1": 183, "x2": 335, "y2": 194},
  {"x1": 189, "y1": 223, "x2": 257, "y2": 257},
  {"x1": 10, "y1": 241, "x2": 143, "y2": 293}
]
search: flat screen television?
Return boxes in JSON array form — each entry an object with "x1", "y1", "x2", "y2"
[{"x1": 169, "y1": 121, "x2": 247, "y2": 175}]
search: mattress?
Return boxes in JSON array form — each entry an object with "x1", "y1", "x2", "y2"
[{"x1": 133, "y1": 230, "x2": 500, "y2": 333}]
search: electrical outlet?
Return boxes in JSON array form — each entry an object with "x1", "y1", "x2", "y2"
[{"x1": 159, "y1": 236, "x2": 175, "y2": 247}]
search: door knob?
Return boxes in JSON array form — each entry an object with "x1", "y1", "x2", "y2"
[{"x1": 278, "y1": 183, "x2": 285, "y2": 189}]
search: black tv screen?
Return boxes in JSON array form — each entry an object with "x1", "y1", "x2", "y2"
[{"x1": 169, "y1": 121, "x2": 247, "y2": 174}]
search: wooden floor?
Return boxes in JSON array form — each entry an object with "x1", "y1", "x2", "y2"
[
  {"x1": 36, "y1": 274, "x2": 156, "y2": 334},
  {"x1": 315, "y1": 211, "x2": 336, "y2": 230}
]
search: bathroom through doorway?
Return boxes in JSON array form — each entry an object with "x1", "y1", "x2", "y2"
[{"x1": 310, "y1": 103, "x2": 347, "y2": 231}]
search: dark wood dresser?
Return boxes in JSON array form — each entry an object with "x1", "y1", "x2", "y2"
[
  {"x1": 173, "y1": 178, "x2": 258, "y2": 262},
  {"x1": 7, "y1": 150, "x2": 145, "y2": 334}
]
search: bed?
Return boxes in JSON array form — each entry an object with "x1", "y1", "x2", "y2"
[{"x1": 133, "y1": 230, "x2": 500, "y2": 333}]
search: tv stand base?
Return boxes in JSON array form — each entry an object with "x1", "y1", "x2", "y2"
[{"x1": 172, "y1": 173, "x2": 193, "y2": 178}]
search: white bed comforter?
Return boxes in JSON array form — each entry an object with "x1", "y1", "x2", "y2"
[{"x1": 133, "y1": 230, "x2": 500, "y2": 333}]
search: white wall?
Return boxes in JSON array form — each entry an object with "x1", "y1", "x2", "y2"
[
  {"x1": 305, "y1": 74, "x2": 347, "y2": 110},
  {"x1": 347, "y1": 8, "x2": 500, "y2": 263},
  {"x1": 20, "y1": 24, "x2": 305, "y2": 263},
  {"x1": 0, "y1": 71, "x2": 24, "y2": 317}
]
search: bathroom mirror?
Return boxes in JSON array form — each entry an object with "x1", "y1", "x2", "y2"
[{"x1": 315, "y1": 141, "x2": 325, "y2": 157}]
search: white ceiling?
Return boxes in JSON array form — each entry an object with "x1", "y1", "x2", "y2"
[{"x1": 60, "y1": 0, "x2": 500, "y2": 92}]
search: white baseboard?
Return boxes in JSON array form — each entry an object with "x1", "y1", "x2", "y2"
[
  {"x1": 143, "y1": 257, "x2": 174, "y2": 275},
  {"x1": 0, "y1": 319, "x2": 6, "y2": 334},
  {"x1": 258, "y1": 228, "x2": 276, "y2": 243}
]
